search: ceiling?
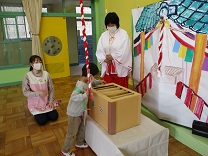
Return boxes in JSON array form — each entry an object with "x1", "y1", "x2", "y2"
[
  {"x1": 0, "y1": 0, "x2": 162, "y2": 8},
  {"x1": 138, "y1": 0, "x2": 162, "y2": 7},
  {"x1": 0, "y1": 0, "x2": 91, "y2": 5}
]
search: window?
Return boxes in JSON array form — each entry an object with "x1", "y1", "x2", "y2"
[
  {"x1": 1, "y1": 6, "x2": 31, "y2": 40},
  {"x1": 0, "y1": 6, "x2": 32, "y2": 68},
  {"x1": 1, "y1": 6, "x2": 23, "y2": 12},
  {"x1": 75, "y1": 6, "x2": 91, "y2": 14},
  {"x1": 3, "y1": 16, "x2": 31, "y2": 40},
  {"x1": 76, "y1": 6, "x2": 92, "y2": 36},
  {"x1": 75, "y1": 6, "x2": 93, "y2": 64},
  {"x1": 0, "y1": 5, "x2": 47, "y2": 68}
]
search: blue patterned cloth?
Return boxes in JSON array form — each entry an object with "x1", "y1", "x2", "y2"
[
  {"x1": 135, "y1": 0, "x2": 208, "y2": 34},
  {"x1": 169, "y1": 0, "x2": 208, "y2": 34},
  {"x1": 135, "y1": 3, "x2": 160, "y2": 32}
]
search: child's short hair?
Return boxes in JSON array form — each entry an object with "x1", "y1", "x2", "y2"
[{"x1": 82, "y1": 63, "x2": 99, "y2": 77}]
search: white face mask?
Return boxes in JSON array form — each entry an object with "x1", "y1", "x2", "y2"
[
  {"x1": 107, "y1": 26, "x2": 117, "y2": 34},
  {"x1": 33, "y1": 63, "x2": 42, "y2": 70}
]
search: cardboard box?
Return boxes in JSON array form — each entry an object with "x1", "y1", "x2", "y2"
[{"x1": 88, "y1": 83, "x2": 141, "y2": 135}]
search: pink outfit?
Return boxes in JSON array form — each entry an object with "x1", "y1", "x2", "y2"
[{"x1": 22, "y1": 71, "x2": 54, "y2": 115}]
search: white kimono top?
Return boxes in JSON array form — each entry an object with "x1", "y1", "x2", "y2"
[{"x1": 96, "y1": 28, "x2": 132, "y2": 77}]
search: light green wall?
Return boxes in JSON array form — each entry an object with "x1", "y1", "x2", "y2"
[
  {"x1": 0, "y1": 40, "x2": 31, "y2": 87},
  {"x1": 94, "y1": 0, "x2": 106, "y2": 43},
  {"x1": 0, "y1": 67, "x2": 29, "y2": 87},
  {"x1": 93, "y1": 0, "x2": 105, "y2": 69}
]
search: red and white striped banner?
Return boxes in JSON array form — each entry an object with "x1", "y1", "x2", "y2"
[
  {"x1": 157, "y1": 21, "x2": 164, "y2": 77},
  {"x1": 80, "y1": 0, "x2": 93, "y2": 99}
]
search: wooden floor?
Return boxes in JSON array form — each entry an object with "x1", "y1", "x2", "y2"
[{"x1": 0, "y1": 76, "x2": 202, "y2": 156}]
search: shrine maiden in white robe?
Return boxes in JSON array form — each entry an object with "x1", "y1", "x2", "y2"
[{"x1": 96, "y1": 28, "x2": 132, "y2": 77}]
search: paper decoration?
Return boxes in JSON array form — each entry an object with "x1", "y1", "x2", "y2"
[
  {"x1": 175, "y1": 81, "x2": 183, "y2": 98},
  {"x1": 135, "y1": 72, "x2": 152, "y2": 97},
  {"x1": 184, "y1": 49, "x2": 194, "y2": 62},
  {"x1": 202, "y1": 56, "x2": 208, "y2": 72},
  {"x1": 134, "y1": 32, "x2": 154, "y2": 57},
  {"x1": 172, "y1": 39, "x2": 180, "y2": 53},
  {"x1": 175, "y1": 81, "x2": 208, "y2": 119},
  {"x1": 194, "y1": 97, "x2": 204, "y2": 119},
  {"x1": 172, "y1": 39, "x2": 194, "y2": 63},
  {"x1": 178, "y1": 44, "x2": 187, "y2": 58}
]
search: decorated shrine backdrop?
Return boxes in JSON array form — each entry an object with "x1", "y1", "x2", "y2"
[{"x1": 132, "y1": 0, "x2": 208, "y2": 128}]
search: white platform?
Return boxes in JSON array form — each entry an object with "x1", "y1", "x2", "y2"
[{"x1": 85, "y1": 114, "x2": 169, "y2": 156}]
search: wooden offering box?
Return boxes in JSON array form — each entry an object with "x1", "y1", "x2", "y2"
[{"x1": 88, "y1": 83, "x2": 141, "y2": 135}]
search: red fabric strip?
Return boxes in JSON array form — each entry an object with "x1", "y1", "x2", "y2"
[
  {"x1": 175, "y1": 82, "x2": 183, "y2": 99},
  {"x1": 140, "y1": 83, "x2": 144, "y2": 97},
  {"x1": 149, "y1": 73, "x2": 152, "y2": 89},
  {"x1": 144, "y1": 77, "x2": 147, "y2": 94},
  {"x1": 194, "y1": 97, "x2": 204, "y2": 119},
  {"x1": 111, "y1": 62, "x2": 116, "y2": 73},
  {"x1": 184, "y1": 88, "x2": 193, "y2": 108}
]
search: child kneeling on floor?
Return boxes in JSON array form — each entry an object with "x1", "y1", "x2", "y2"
[{"x1": 61, "y1": 63, "x2": 105, "y2": 156}]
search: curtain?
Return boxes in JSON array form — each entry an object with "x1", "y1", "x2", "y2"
[{"x1": 22, "y1": 0, "x2": 45, "y2": 69}]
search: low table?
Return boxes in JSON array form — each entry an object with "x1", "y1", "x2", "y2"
[{"x1": 85, "y1": 114, "x2": 169, "y2": 156}]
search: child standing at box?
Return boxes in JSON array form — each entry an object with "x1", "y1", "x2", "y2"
[{"x1": 61, "y1": 63, "x2": 105, "y2": 156}]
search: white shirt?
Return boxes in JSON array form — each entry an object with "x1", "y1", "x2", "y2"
[{"x1": 96, "y1": 28, "x2": 132, "y2": 77}]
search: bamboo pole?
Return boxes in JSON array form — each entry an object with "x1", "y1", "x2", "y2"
[
  {"x1": 189, "y1": 34, "x2": 207, "y2": 111},
  {"x1": 140, "y1": 32, "x2": 145, "y2": 95},
  {"x1": 140, "y1": 32, "x2": 145, "y2": 81}
]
